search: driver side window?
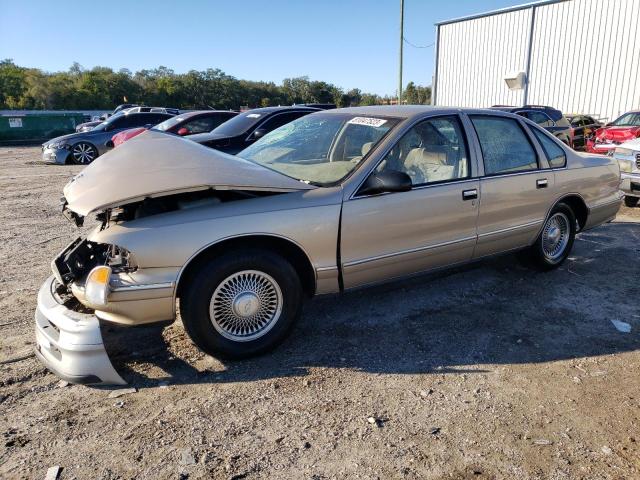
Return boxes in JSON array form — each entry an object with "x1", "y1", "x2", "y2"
[{"x1": 377, "y1": 116, "x2": 469, "y2": 186}]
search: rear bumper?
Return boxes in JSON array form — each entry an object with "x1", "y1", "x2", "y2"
[
  {"x1": 584, "y1": 193, "x2": 624, "y2": 230},
  {"x1": 621, "y1": 173, "x2": 640, "y2": 198},
  {"x1": 34, "y1": 276, "x2": 126, "y2": 385}
]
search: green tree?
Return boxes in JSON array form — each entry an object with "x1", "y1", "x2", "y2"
[{"x1": 0, "y1": 60, "x2": 386, "y2": 112}]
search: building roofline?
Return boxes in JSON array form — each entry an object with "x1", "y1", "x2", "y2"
[{"x1": 434, "y1": 0, "x2": 566, "y2": 26}]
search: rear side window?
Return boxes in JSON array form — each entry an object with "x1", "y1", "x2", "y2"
[
  {"x1": 526, "y1": 111, "x2": 554, "y2": 128},
  {"x1": 121, "y1": 114, "x2": 155, "y2": 128},
  {"x1": 471, "y1": 116, "x2": 538, "y2": 175},
  {"x1": 531, "y1": 127, "x2": 566, "y2": 168}
]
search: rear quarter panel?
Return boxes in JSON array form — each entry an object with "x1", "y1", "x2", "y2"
[{"x1": 555, "y1": 151, "x2": 621, "y2": 228}]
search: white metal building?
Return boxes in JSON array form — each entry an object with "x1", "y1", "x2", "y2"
[{"x1": 432, "y1": 0, "x2": 640, "y2": 121}]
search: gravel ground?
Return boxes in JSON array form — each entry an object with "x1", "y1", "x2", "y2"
[{"x1": 1, "y1": 146, "x2": 639, "y2": 480}]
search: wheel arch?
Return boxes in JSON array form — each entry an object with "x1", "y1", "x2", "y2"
[
  {"x1": 533, "y1": 193, "x2": 589, "y2": 244},
  {"x1": 175, "y1": 234, "x2": 317, "y2": 302},
  {"x1": 556, "y1": 194, "x2": 589, "y2": 231}
]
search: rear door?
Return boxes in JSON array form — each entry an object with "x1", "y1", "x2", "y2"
[{"x1": 469, "y1": 114, "x2": 555, "y2": 258}]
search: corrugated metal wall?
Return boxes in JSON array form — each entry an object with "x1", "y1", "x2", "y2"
[{"x1": 434, "y1": 0, "x2": 640, "y2": 121}]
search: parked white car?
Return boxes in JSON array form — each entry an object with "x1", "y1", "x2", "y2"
[{"x1": 613, "y1": 138, "x2": 640, "y2": 207}]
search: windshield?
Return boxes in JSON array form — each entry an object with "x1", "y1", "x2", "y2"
[
  {"x1": 152, "y1": 115, "x2": 187, "y2": 132},
  {"x1": 611, "y1": 112, "x2": 640, "y2": 126},
  {"x1": 210, "y1": 110, "x2": 269, "y2": 136},
  {"x1": 238, "y1": 112, "x2": 399, "y2": 185}
]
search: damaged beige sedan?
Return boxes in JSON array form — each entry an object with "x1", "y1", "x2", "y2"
[{"x1": 35, "y1": 107, "x2": 622, "y2": 384}]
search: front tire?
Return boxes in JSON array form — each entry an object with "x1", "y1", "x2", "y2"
[
  {"x1": 624, "y1": 196, "x2": 639, "y2": 208},
  {"x1": 179, "y1": 249, "x2": 303, "y2": 359},
  {"x1": 70, "y1": 142, "x2": 98, "y2": 165},
  {"x1": 528, "y1": 203, "x2": 576, "y2": 270}
]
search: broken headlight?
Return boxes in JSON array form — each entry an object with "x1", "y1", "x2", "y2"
[{"x1": 52, "y1": 239, "x2": 136, "y2": 286}]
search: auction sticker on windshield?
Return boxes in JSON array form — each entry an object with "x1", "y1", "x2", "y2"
[{"x1": 347, "y1": 117, "x2": 387, "y2": 127}]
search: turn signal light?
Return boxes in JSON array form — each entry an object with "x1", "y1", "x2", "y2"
[{"x1": 85, "y1": 265, "x2": 112, "y2": 306}]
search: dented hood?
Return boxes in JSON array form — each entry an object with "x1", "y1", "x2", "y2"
[{"x1": 63, "y1": 130, "x2": 314, "y2": 216}]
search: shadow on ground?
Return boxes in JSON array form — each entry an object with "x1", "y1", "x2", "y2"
[{"x1": 102, "y1": 222, "x2": 640, "y2": 388}]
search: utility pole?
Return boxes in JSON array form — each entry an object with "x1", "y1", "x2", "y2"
[{"x1": 398, "y1": 0, "x2": 404, "y2": 105}]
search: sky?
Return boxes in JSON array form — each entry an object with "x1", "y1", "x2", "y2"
[{"x1": 0, "y1": 0, "x2": 523, "y2": 96}]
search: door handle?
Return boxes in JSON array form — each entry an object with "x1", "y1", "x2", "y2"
[
  {"x1": 462, "y1": 188, "x2": 478, "y2": 200},
  {"x1": 536, "y1": 178, "x2": 548, "y2": 189}
]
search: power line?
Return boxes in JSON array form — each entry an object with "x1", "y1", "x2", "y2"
[{"x1": 402, "y1": 36, "x2": 434, "y2": 49}]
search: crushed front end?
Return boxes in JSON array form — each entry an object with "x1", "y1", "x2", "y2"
[
  {"x1": 35, "y1": 275, "x2": 126, "y2": 385},
  {"x1": 34, "y1": 237, "x2": 134, "y2": 385}
]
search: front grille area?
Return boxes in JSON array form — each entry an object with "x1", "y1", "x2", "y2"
[{"x1": 636, "y1": 153, "x2": 640, "y2": 169}]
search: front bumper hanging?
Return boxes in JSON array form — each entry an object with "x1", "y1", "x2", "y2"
[{"x1": 34, "y1": 275, "x2": 126, "y2": 385}]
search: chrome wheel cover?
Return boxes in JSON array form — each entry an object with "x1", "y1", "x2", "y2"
[
  {"x1": 72, "y1": 143, "x2": 96, "y2": 164},
  {"x1": 542, "y1": 212, "x2": 570, "y2": 262},
  {"x1": 209, "y1": 270, "x2": 283, "y2": 342}
]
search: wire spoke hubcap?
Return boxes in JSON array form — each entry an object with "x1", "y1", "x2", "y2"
[
  {"x1": 72, "y1": 143, "x2": 96, "y2": 164},
  {"x1": 209, "y1": 270, "x2": 283, "y2": 342},
  {"x1": 542, "y1": 212, "x2": 570, "y2": 261}
]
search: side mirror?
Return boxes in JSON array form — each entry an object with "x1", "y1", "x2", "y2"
[
  {"x1": 605, "y1": 122, "x2": 612, "y2": 127},
  {"x1": 177, "y1": 127, "x2": 189, "y2": 136},
  {"x1": 358, "y1": 170, "x2": 412, "y2": 196},
  {"x1": 252, "y1": 128, "x2": 267, "y2": 140}
]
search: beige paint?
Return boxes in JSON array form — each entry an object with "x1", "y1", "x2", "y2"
[
  {"x1": 63, "y1": 129, "x2": 314, "y2": 216},
  {"x1": 59, "y1": 107, "x2": 621, "y2": 327}
]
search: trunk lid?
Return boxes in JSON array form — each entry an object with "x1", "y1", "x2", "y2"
[{"x1": 63, "y1": 129, "x2": 314, "y2": 216}]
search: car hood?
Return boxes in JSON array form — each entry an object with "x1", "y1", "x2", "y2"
[
  {"x1": 63, "y1": 129, "x2": 314, "y2": 216},
  {"x1": 617, "y1": 137, "x2": 640, "y2": 150},
  {"x1": 187, "y1": 132, "x2": 232, "y2": 144}
]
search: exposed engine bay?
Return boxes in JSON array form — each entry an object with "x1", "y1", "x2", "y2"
[
  {"x1": 57, "y1": 189, "x2": 283, "y2": 284},
  {"x1": 62, "y1": 189, "x2": 281, "y2": 228}
]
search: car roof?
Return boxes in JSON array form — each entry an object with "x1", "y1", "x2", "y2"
[
  {"x1": 175, "y1": 110, "x2": 237, "y2": 119},
  {"x1": 241, "y1": 106, "x2": 320, "y2": 114},
  {"x1": 317, "y1": 105, "x2": 527, "y2": 121},
  {"x1": 122, "y1": 111, "x2": 173, "y2": 116}
]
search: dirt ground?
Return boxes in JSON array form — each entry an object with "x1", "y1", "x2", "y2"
[{"x1": 0, "y1": 146, "x2": 639, "y2": 480}]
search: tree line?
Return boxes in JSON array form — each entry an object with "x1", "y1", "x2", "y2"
[{"x1": 0, "y1": 59, "x2": 431, "y2": 111}]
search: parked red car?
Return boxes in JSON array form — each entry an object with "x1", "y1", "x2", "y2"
[
  {"x1": 110, "y1": 110, "x2": 238, "y2": 147},
  {"x1": 587, "y1": 110, "x2": 640, "y2": 155}
]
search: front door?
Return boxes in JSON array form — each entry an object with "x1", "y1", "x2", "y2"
[
  {"x1": 468, "y1": 114, "x2": 555, "y2": 258},
  {"x1": 340, "y1": 115, "x2": 480, "y2": 289}
]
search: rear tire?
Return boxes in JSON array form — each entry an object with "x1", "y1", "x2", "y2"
[
  {"x1": 624, "y1": 196, "x2": 639, "y2": 208},
  {"x1": 179, "y1": 249, "x2": 303, "y2": 359},
  {"x1": 527, "y1": 203, "x2": 576, "y2": 270}
]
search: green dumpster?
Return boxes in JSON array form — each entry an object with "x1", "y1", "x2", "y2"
[{"x1": 0, "y1": 112, "x2": 85, "y2": 145}]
